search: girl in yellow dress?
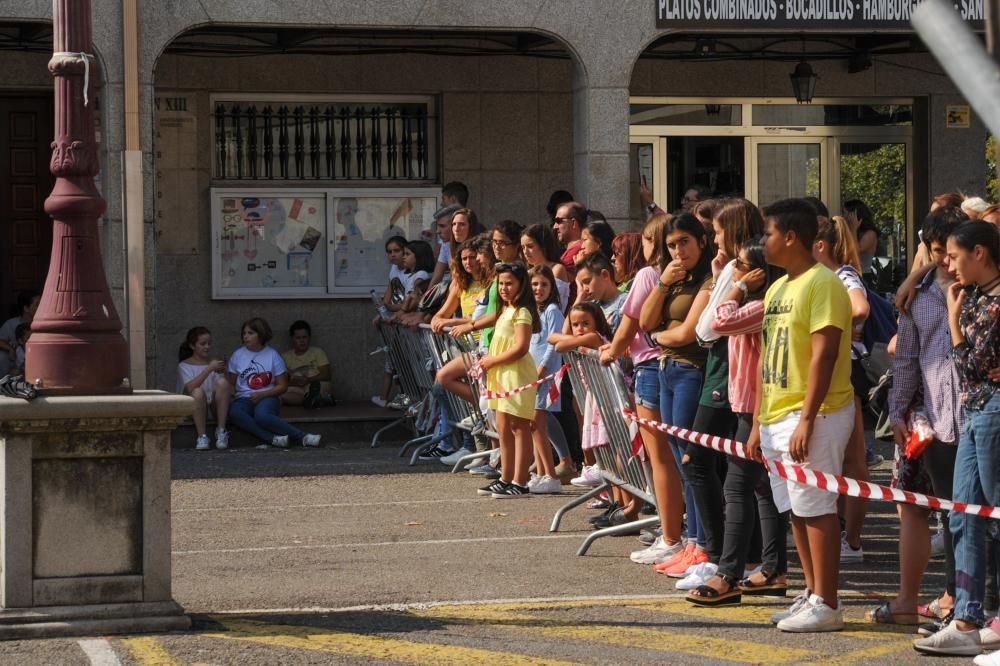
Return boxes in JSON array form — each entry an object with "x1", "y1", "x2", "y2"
[{"x1": 477, "y1": 262, "x2": 541, "y2": 498}]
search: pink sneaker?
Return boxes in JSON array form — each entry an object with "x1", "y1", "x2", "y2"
[
  {"x1": 667, "y1": 546, "x2": 708, "y2": 578},
  {"x1": 655, "y1": 542, "x2": 693, "y2": 573}
]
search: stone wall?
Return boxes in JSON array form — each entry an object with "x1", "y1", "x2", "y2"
[{"x1": 151, "y1": 51, "x2": 575, "y2": 399}]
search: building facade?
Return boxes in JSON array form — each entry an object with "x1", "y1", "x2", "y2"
[{"x1": 0, "y1": 1, "x2": 987, "y2": 399}]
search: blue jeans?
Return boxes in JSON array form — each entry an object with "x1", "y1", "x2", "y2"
[
  {"x1": 633, "y1": 360, "x2": 660, "y2": 409},
  {"x1": 951, "y1": 393, "x2": 1000, "y2": 624},
  {"x1": 659, "y1": 359, "x2": 706, "y2": 547},
  {"x1": 229, "y1": 396, "x2": 305, "y2": 443}
]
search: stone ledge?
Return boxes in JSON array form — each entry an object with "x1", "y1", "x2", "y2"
[
  {"x1": 0, "y1": 390, "x2": 194, "y2": 422},
  {"x1": 0, "y1": 600, "x2": 190, "y2": 640}
]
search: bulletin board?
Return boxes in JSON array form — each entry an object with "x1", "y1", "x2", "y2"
[{"x1": 211, "y1": 187, "x2": 440, "y2": 299}]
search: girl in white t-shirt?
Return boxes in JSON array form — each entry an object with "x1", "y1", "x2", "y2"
[
  {"x1": 397, "y1": 240, "x2": 435, "y2": 313},
  {"x1": 177, "y1": 326, "x2": 233, "y2": 450},
  {"x1": 226, "y1": 318, "x2": 321, "y2": 448}
]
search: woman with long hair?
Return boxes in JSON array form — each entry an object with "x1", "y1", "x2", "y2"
[
  {"x1": 522, "y1": 223, "x2": 571, "y2": 308},
  {"x1": 577, "y1": 219, "x2": 616, "y2": 265},
  {"x1": 611, "y1": 231, "x2": 646, "y2": 292}
]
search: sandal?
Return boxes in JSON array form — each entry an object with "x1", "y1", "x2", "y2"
[
  {"x1": 738, "y1": 569, "x2": 788, "y2": 597},
  {"x1": 917, "y1": 598, "x2": 949, "y2": 619},
  {"x1": 686, "y1": 575, "x2": 742, "y2": 606},
  {"x1": 0, "y1": 374, "x2": 36, "y2": 401},
  {"x1": 867, "y1": 601, "x2": 922, "y2": 625}
]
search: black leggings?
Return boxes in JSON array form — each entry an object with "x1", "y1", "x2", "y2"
[
  {"x1": 924, "y1": 439, "x2": 957, "y2": 598},
  {"x1": 685, "y1": 404, "x2": 737, "y2": 562},
  {"x1": 716, "y1": 413, "x2": 790, "y2": 580}
]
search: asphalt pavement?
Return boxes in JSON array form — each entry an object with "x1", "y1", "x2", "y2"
[{"x1": 0, "y1": 434, "x2": 967, "y2": 665}]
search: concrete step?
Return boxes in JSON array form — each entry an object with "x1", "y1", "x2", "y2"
[{"x1": 170, "y1": 400, "x2": 411, "y2": 450}]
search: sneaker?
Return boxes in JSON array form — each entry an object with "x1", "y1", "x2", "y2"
[
  {"x1": 981, "y1": 620, "x2": 1000, "y2": 651},
  {"x1": 630, "y1": 536, "x2": 683, "y2": 565},
  {"x1": 866, "y1": 451, "x2": 885, "y2": 468},
  {"x1": 387, "y1": 394, "x2": 411, "y2": 410},
  {"x1": 457, "y1": 415, "x2": 486, "y2": 435},
  {"x1": 526, "y1": 472, "x2": 541, "y2": 489},
  {"x1": 570, "y1": 465, "x2": 602, "y2": 488},
  {"x1": 676, "y1": 562, "x2": 719, "y2": 591},
  {"x1": 588, "y1": 495, "x2": 611, "y2": 510},
  {"x1": 666, "y1": 546, "x2": 709, "y2": 579},
  {"x1": 654, "y1": 543, "x2": 694, "y2": 572},
  {"x1": 554, "y1": 462, "x2": 578, "y2": 485},
  {"x1": 590, "y1": 502, "x2": 621, "y2": 524},
  {"x1": 478, "y1": 480, "x2": 507, "y2": 496},
  {"x1": 638, "y1": 526, "x2": 663, "y2": 546},
  {"x1": 976, "y1": 651, "x2": 1000, "y2": 666},
  {"x1": 591, "y1": 507, "x2": 632, "y2": 529},
  {"x1": 371, "y1": 396, "x2": 388, "y2": 408},
  {"x1": 440, "y1": 448, "x2": 474, "y2": 466},
  {"x1": 492, "y1": 483, "x2": 530, "y2": 499},
  {"x1": 215, "y1": 428, "x2": 230, "y2": 450},
  {"x1": 195, "y1": 434, "x2": 211, "y2": 451},
  {"x1": 530, "y1": 475, "x2": 561, "y2": 495},
  {"x1": 840, "y1": 532, "x2": 864, "y2": 563},
  {"x1": 418, "y1": 446, "x2": 452, "y2": 461},
  {"x1": 301, "y1": 433, "x2": 321, "y2": 447},
  {"x1": 468, "y1": 463, "x2": 494, "y2": 475},
  {"x1": 771, "y1": 590, "x2": 811, "y2": 624},
  {"x1": 918, "y1": 610, "x2": 955, "y2": 637},
  {"x1": 913, "y1": 620, "x2": 982, "y2": 656},
  {"x1": 777, "y1": 594, "x2": 844, "y2": 633},
  {"x1": 270, "y1": 435, "x2": 289, "y2": 448}
]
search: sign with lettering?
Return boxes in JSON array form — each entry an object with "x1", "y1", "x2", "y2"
[{"x1": 655, "y1": 0, "x2": 985, "y2": 30}]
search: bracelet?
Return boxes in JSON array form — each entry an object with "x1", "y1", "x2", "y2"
[
  {"x1": 657, "y1": 280, "x2": 671, "y2": 292},
  {"x1": 734, "y1": 280, "x2": 749, "y2": 296}
]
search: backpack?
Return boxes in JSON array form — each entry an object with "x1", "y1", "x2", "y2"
[{"x1": 862, "y1": 285, "x2": 897, "y2": 349}]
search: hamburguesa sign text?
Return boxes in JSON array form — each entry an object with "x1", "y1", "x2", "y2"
[{"x1": 655, "y1": 0, "x2": 984, "y2": 29}]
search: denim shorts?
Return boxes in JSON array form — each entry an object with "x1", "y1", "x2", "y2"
[{"x1": 633, "y1": 360, "x2": 660, "y2": 409}]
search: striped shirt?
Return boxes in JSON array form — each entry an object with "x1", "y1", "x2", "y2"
[
  {"x1": 889, "y1": 269, "x2": 964, "y2": 444},
  {"x1": 711, "y1": 299, "x2": 764, "y2": 414}
]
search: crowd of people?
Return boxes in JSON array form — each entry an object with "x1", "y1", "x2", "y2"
[{"x1": 370, "y1": 179, "x2": 1000, "y2": 661}]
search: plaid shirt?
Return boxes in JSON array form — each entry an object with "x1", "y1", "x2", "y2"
[{"x1": 889, "y1": 269, "x2": 964, "y2": 443}]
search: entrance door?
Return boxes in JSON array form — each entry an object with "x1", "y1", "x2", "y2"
[
  {"x1": 0, "y1": 95, "x2": 53, "y2": 319},
  {"x1": 750, "y1": 137, "x2": 827, "y2": 208}
]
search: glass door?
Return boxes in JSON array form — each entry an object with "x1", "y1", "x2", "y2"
[
  {"x1": 750, "y1": 137, "x2": 827, "y2": 208},
  {"x1": 629, "y1": 136, "x2": 666, "y2": 221}
]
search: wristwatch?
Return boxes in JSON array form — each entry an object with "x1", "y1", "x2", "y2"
[
  {"x1": 657, "y1": 280, "x2": 672, "y2": 292},
  {"x1": 734, "y1": 280, "x2": 749, "y2": 297}
]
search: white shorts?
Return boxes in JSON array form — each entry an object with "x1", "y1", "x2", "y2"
[{"x1": 761, "y1": 403, "x2": 855, "y2": 518}]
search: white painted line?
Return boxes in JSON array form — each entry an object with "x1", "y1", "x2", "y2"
[
  {"x1": 173, "y1": 533, "x2": 583, "y2": 555},
  {"x1": 78, "y1": 639, "x2": 122, "y2": 666},
  {"x1": 173, "y1": 497, "x2": 527, "y2": 513}
]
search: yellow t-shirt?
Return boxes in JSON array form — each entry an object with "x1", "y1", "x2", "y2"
[
  {"x1": 758, "y1": 263, "x2": 853, "y2": 424},
  {"x1": 281, "y1": 346, "x2": 329, "y2": 379}
]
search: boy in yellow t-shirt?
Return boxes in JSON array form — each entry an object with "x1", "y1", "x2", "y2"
[
  {"x1": 281, "y1": 320, "x2": 335, "y2": 409},
  {"x1": 746, "y1": 198, "x2": 854, "y2": 633}
]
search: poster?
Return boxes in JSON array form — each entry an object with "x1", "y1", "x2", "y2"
[
  {"x1": 212, "y1": 187, "x2": 439, "y2": 298},
  {"x1": 331, "y1": 194, "x2": 439, "y2": 288}
]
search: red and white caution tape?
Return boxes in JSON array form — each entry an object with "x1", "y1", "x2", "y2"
[
  {"x1": 622, "y1": 408, "x2": 1000, "y2": 520},
  {"x1": 479, "y1": 364, "x2": 568, "y2": 401}
]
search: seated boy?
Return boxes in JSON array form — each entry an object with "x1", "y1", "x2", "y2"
[{"x1": 280, "y1": 320, "x2": 334, "y2": 408}]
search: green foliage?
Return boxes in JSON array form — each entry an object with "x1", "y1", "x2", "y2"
[
  {"x1": 987, "y1": 135, "x2": 998, "y2": 203},
  {"x1": 840, "y1": 143, "x2": 906, "y2": 238}
]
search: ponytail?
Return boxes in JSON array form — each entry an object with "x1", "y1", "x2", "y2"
[{"x1": 817, "y1": 216, "x2": 861, "y2": 272}]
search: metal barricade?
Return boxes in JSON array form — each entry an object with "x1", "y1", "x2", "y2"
[
  {"x1": 550, "y1": 348, "x2": 659, "y2": 556},
  {"x1": 371, "y1": 320, "x2": 437, "y2": 449}
]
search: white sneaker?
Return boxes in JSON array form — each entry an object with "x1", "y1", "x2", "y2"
[
  {"x1": 840, "y1": 532, "x2": 864, "y2": 563},
  {"x1": 440, "y1": 448, "x2": 473, "y2": 466},
  {"x1": 913, "y1": 620, "x2": 982, "y2": 656},
  {"x1": 270, "y1": 435, "x2": 290, "y2": 448},
  {"x1": 570, "y1": 464, "x2": 602, "y2": 487},
  {"x1": 195, "y1": 434, "x2": 210, "y2": 450},
  {"x1": 630, "y1": 536, "x2": 683, "y2": 565},
  {"x1": 529, "y1": 475, "x2": 561, "y2": 495},
  {"x1": 489, "y1": 449, "x2": 501, "y2": 466},
  {"x1": 981, "y1": 622, "x2": 1000, "y2": 651},
  {"x1": 301, "y1": 433, "x2": 321, "y2": 447},
  {"x1": 771, "y1": 589, "x2": 811, "y2": 624},
  {"x1": 215, "y1": 429, "x2": 230, "y2": 450},
  {"x1": 975, "y1": 649, "x2": 1000, "y2": 666},
  {"x1": 371, "y1": 396, "x2": 388, "y2": 408},
  {"x1": 777, "y1": 594, "x2": 844, "y2": 633},
  {"x1": 467, "y1": 463, "x2": 494, "y2": 475},
  {"x1": 676, "y1": 562, "x2": 719, "y2": 591}
]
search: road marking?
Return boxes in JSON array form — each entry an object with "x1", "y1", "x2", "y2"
[
  {"x1": 173, "y1": 533, "x2": 583, "y2": 555},
  {"x1": 208, "y1": 618, "x2": 583, "y2": 666},
  {"x1": 78, "y1": 639, "x2": 122, "y2": 666},
  {"x1": 120, "y1": 637, "x2": 180, "y2": 666},
  {"x1": 173, "y1": 497, "x2": 495, "y2": 513}
]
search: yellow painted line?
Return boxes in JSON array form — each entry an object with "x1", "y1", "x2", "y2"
[
  {"x1": 207, "y1": 618, "x2": 582, "y2": 666},
  {"x1": 417, "y1": 601, "x2": 815, "y2": 664},
  {"x1": 806, "y1": 638, "x2": 914, "y2": 665},
  {"x1": 120, "y1": 637, "x2": 181, "y2": 666}
]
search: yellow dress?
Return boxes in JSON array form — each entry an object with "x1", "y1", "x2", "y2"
[{"x1": 487, "y1": 306, "x2": 538, "y2": 420}]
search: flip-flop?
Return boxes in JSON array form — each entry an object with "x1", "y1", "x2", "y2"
[
  {"x1": 686, "y1": 576, "x2": 742, "y2": 606},
  {"x1": 739, "y1": 570, "x2": 788, "y2": 597},
  {"x1": 867, "y1": 601, "x2": 922, "y2": 625}
]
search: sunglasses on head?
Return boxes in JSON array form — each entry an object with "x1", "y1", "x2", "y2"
[{"x1": 495, "y1": 262, "x2": 527, "y2": 275}]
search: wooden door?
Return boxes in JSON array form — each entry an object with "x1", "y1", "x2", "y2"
[{"x1": 0, "y1": 95, "x2": 53, "y2": 320}]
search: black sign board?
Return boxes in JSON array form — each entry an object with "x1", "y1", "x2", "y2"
[{"x1": 655, "y1": 0, "x2": 985, "y2": 30}]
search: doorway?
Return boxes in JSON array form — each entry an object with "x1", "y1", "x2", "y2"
[{"x1": 0, "y1": 94, "x2": 53, "y2": 319}]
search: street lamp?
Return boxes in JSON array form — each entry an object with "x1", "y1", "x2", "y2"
[
  {"x1": 790, "y1": 60, "x2": 818, "y2": 104},
  {"x1": 26, "y1": 0, "x2": 130, "y2": 394}
]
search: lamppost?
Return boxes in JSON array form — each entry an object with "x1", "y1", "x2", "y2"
[{"x1": 25, "y1": 0, "x2": 130, "y2": 394}]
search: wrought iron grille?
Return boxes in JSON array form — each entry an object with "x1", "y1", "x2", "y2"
[{"x1": 212, "y1": 99, "x2": 434, "y2": 181}]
